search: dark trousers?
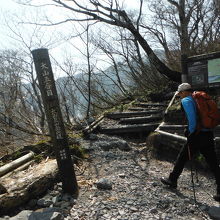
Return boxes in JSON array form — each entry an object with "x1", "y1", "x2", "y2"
[{"x1": 169, "y1": 131, "x2": 220, "y2": 193}]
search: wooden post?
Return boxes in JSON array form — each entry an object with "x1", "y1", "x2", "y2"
[
  {"x1": 181, "y1": 54, "x2": 188, "y2": 83},
  {"x1": 31, "y1": 48, "x2": 78, "y2": 196}
]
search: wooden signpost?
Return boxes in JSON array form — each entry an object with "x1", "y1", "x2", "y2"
[{"x1": 31, "y1": 48, "x2": 78, "y2": 196}]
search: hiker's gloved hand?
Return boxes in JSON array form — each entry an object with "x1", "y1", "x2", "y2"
[
  {"x1": 187, "y1": 131, "x2": 196, "y2": 145},
  {"x1": 184, "y1": 128, "x2": 189, "y2": 137}
]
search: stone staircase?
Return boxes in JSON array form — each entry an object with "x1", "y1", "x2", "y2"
[
  {"x1": 83, "y1": 94, "x2": 220, "y2": 160},
  {"x1": 83, "y1": 101, "x2": 168, "y2": 138}
]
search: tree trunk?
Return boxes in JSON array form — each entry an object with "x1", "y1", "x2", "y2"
[{"x1": 129, "y1": 28, "x2": 181, "y2": 82}]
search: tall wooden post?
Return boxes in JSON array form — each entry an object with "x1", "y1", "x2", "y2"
[
  {"x1": 31, "y1": 48, "x2": 78, "y2": 196},
  {"x1": 181, "y1": 54, "x2": 188, "y2": 83}
]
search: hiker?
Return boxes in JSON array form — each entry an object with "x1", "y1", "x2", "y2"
[{"x1": 161, "y1": 83, "x2": 220, "y2": 202}]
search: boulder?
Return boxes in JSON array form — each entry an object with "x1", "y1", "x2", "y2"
[
  {"x1": 0, "y1": 159, "x2": 58, "y2": 215},
  {"x1": 96, "y1": 178, "x2": 113, "y2": 190},
  {"x1": 9, "y1": 208, "x2": 64, "y2": 220}
]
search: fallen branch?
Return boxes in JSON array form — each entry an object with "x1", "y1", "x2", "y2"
[
  {"x1": 0, "y1": 151, "x2": 35, "y2": 178},
  {"x1": 2, "y1": 160, "x2": 35, "y2": 178}
]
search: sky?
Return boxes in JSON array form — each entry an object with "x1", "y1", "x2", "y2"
[
  {"x1": 0, "y1": 0, "x2": 17, "y2": 11},
  {"x1": 0, "y1": 0, "x2": 144, "y2": 78},
  {"x1": 0, "y1": 0, "x2": 142, "y2": 47},
  {"x1": 0, "y1": 1, "x2": 24, "y2": 47}
]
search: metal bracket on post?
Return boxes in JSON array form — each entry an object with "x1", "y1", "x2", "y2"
[{"x1": 31, "y1": 48, "x2": 78, "y2": 196}]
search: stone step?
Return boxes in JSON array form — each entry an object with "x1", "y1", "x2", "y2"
[
  {"x1": 105, "y1": 110, "x2": 163, "y2": 119},
  {"x1": 128, "y1": 107, "x2": 161, "y2": 112},
  {"x1": 134, "y1": 103, "x2": 167, "y2": 108},
  {"x1": 119, "y1": 115, "x2": 162, "y2": 125},
  {"x1": 99, "y1": 123, "x2": 159, "y2": 135},
  {"x1": 128, "y1": 107, "x2": 160, "y2": 111}
]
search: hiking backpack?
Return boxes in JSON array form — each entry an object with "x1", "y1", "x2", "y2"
[{"x1": 192, "y1": 91, "x2": 220, "y2": 129}]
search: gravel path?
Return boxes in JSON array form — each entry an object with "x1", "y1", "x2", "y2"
[
  {"x1": 3, "y1": 134, "x2": 220, "y2": 220},
  {"x1": 65, "y1": 134, "x2": 220, "y2": 220}
]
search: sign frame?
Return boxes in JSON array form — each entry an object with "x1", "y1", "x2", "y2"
[{"x1": 187, "y1": 51, "x2": 220, "y2": 89}]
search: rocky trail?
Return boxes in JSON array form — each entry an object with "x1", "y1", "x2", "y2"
[
  {"x1": 2, "y1": 134, "x2": 220, "y2": 220},
  {"x1": 67, "y1": 134, "x2": 220, "y2": 220},
  {"x1": 1, "y1": 99, "x2": 220, "y2": 219}
]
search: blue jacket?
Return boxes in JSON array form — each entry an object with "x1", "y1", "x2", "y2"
[{"x1": 181, "y1": 95, "x2": 197, "y2": 134}]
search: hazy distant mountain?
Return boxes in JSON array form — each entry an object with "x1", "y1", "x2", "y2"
[{"x1": 23, "y1": 49, "x2": 165, "y2": 120}]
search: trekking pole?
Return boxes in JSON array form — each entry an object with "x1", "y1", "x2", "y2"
[
  {"x1": 187, "y1": 144, "x2": 197, "y2": 204},
  {"x1": 194, "y1": 162, "x2": 199, "y2": 183}
]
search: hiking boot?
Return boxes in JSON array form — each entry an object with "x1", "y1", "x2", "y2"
[
  {"x1": 213, "y1": 194, "x2": 220, "y2": 202},
  {"x1": 161, "y1": 177, "x2": 177, "y2": 188}
]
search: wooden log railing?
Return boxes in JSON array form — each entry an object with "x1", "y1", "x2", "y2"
[{"x1": 83, "y1": 115, "x2": 105, "y2": 135}]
